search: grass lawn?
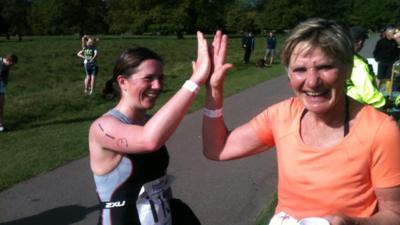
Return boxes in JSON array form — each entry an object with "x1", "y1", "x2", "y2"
[{"x1": 0, "y1": 34, "x2": 285, "y2": 222}]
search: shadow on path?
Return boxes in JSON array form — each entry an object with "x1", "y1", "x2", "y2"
[{"x1": 0, "y1": 204, "x2": 99, "y2": 225}]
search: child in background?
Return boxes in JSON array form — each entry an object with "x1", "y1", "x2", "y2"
[{"x1": 77, "y1": 35, "x2": 98, "y2": 94}]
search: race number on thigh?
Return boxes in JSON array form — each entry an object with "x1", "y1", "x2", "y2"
[{"x1": 136, "y1": 175, "x2": 173, "y2": 225}]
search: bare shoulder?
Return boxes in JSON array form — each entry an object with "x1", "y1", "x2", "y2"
[
  {"x1": 89, "y1": 115, "x2": 124, "y2": 174},
  {"x1": 89, "y1": 115, "x2": 120, "y2": 141}
]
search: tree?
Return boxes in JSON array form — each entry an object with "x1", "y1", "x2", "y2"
[
  {"x1": 352, "y1": 0, "x2": 400, "y2": 30},
  {"x1": 0, "y1": 0, "x2": 31, "y2": 40},
  {"x1": 63, "y1": 0, "x2": 108, "y2": 35},
  {"x1": 260, "y1": 0, "x2": 302, "y2": 31},
  {"x1": 29, "y1": 0, "x2": 107, "y2": 35},
  {"x1": 106, "y1": 0, "x2": 230, "y2": 38},
  {"x1": 147, "y1": 0, "x2": 193, "y2": 38},
  {"x1": 194, "y1": 0, "x2": 233, "y2": 33},
  {"x1": 225, "y1": 0, "x2": 259, "y2": 33}
]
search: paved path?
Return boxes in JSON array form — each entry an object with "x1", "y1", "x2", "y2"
[{"x1": 0, "y1": 34, "x2": 378, "y2": 225}]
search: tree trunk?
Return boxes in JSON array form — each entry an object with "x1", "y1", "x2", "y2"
[{"x1": 176, "y1": 31, "x2": 184, "y2": 39}]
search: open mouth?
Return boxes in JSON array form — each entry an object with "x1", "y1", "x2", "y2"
[
  {"x1": 144, "y1": 91, "x2": 159, "y2": 99},
  {"x1": 305, "y1": 90, "x2": 329, "y2": 97}
]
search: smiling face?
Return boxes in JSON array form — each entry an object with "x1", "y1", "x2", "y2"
[
  {"x1": 288, "y1": 43, "x2": 350, "y2": 114},
  {"x1": 118, "y1": 59, "x2": 164, "y2": 111}
]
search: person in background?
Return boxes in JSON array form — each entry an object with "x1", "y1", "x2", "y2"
[
  {"x1": 77, "y1": 35, "x2": 98, "y2": 94},
  {"x1": 373, "y1": 26, "x2": 399, "y2": 89},
  {"x1": 0, "y1": 54, "x2": 18, "y2": 132},
  {"x1": 242, "y1": 31, "x2": 255, "y2": 64},
  {"x1": 394, "y1": 28, "x2": 400, "y2": 46},
  {"x1": 346, "y1": 26, "x2": 385, "y2": 108},
  {"x1": 203, "y1": 19, "x2": 400, "y2": 225},
  {"x1": 88, "y1": 31, "x2": 212, "y2": 225},
  {"x1": 264, "y1": 31, "x2": 277, "y2": 66}
]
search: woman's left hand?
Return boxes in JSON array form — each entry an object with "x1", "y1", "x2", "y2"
[{"x1": 208, "y1": 30, "x2": 233, "y2": 90}]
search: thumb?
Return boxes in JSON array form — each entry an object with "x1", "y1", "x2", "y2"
[
  {"x1": 192, "y1": 61, "x2": 196, "y2": 71},
  {"x1": 213, "y1": 63, "x2": 233, "y2": 82},
  {"x1": 219, "y1": 63, "x2": 233, "y2": 75}
]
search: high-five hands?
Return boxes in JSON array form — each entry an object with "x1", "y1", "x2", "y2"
[{"x1": 190, "y1": 30, "x2": 232, "y2": 89}]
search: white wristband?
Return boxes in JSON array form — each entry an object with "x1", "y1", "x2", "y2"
[
  {"x1": 203, "y1": 108, "x2": 223, "y2": 118},
  {"x1": 182, "y1": 80, "x2": 200, "y2": 94}
]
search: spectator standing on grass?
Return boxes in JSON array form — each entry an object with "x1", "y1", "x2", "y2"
[
  {"x1": 0, "y1": 54, "x2": 18, "y2": 132},
  {"x1": 346, "y1": 26, "x2": 385, "y2": 108},
  {"x1": 77, "y1": 35, "x2": 98, "y2": 95},
  {"x1": 242, "y1": 31, "x2": 255, "y2": 64},
  {"x1": 203, "y1": 19, "x2": 400, "y2": 225},
  {"x1": 264, "y1": 31, "x2": 277, "y2": 66},
  {"x1": 373, "y1": 26, "x2": 399, "y2": 90},
  {"x1": 88, "y1": 31, "x2": 213, "y2": 225}
]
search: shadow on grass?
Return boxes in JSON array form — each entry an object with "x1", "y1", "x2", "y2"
[
  {"x1": 0, "y1": 204, "x2": 99, "y2": 225},
  {"x1": 256, "y1": 192, "x2": 277, "y2": 225},
  {"x1": 8, "y1": 116, "x2": 98, "y2": 132}
]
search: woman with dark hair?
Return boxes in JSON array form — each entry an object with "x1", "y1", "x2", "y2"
[{"x1": 89, "y1": 32, "x2": 212, "y2": 225}]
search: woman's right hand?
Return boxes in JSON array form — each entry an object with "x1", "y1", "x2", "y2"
[{"x1": 190, "y1": 31, "x2": 211, "y2": 85}]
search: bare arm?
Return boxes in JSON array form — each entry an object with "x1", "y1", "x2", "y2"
[
  {"x1": 91, "y1": 49, "x2": 98, "y2": 62},
  {"x1": 77, "y1": 49, "x2": 84, "y2": 59},
  {"x1": 90, "y1": 31, "x2": 211, "y2": 154},
  {"x1": 202, "y1": 31, "x2": 267, "y2": 161},
  {"x1": 327, "y1": 186, "x2": 400, "y2": 225},
  {"x1": 81, "y1": 35, "x2": 87, "y2": 49}
]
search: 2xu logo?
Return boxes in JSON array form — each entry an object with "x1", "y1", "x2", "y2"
[{"x1": 105, "y1": 201, "x2": 126, "y2": 208}]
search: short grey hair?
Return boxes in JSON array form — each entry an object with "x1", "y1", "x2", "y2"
[
  {"x1": 385, "y1": 26, "x2": 396, "y2": 35},
  {"x1": 281, "y1": 18, "x2": 354, "y2": 70}
]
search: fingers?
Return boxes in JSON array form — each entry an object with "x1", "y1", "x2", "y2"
[
  {"x1": 197, "y1": 31, "x2": 207, "y2": 59},
  {"x1": 212, "y1": 30, "x2": 222, "y2": 56},
  {"x1": 212, "y1": 31, "x2": 229, "y2": 68},
  {"x1": 218, "y1": 34, "x2": 228, "y2": 62},
  {"x1": 192, "y1": 31, "x2": 212, "y2": 85},
  {"x1": 216, "y1": 63, "x2": 233, "y2": 78},
  {"x1": 197, "y1": 31, "x2": 202, "y2": 59}
]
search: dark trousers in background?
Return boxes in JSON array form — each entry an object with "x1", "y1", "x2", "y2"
[{"x1": 243, "y1": 48, "x2": 252, "y2": 64}]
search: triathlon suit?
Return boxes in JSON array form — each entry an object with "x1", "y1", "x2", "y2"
[{"x1": 94, "y1": 108, "x2": 172, "y2": 225}]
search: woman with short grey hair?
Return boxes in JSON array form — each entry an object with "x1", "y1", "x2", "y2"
[{"x1": 203, "y1": 18, "x2": 400, "y2": 225}]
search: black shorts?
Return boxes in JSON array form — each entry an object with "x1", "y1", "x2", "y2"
[
  {"x1": 377, "y1": 62, "x2": 393, "y2": 80},
  {"x1": 84, "y1": 62, "x2": 98, "y2": 76}
]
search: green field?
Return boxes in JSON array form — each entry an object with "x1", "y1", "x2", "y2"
[{"x1": 0, "y1": 34, "x2": 285, "y2": 194}]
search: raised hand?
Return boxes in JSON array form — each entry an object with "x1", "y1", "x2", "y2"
[
  {"x1": 208, "y1": 30, "x2": 233, "y2": 89},
  {"x1": 190, "y1": 31, "x2": 212, "y2": 85}
]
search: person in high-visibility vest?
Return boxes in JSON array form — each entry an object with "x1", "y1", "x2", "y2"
[{"x1": 346, "y1": 26, "x2": 386, "y2": 108}]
